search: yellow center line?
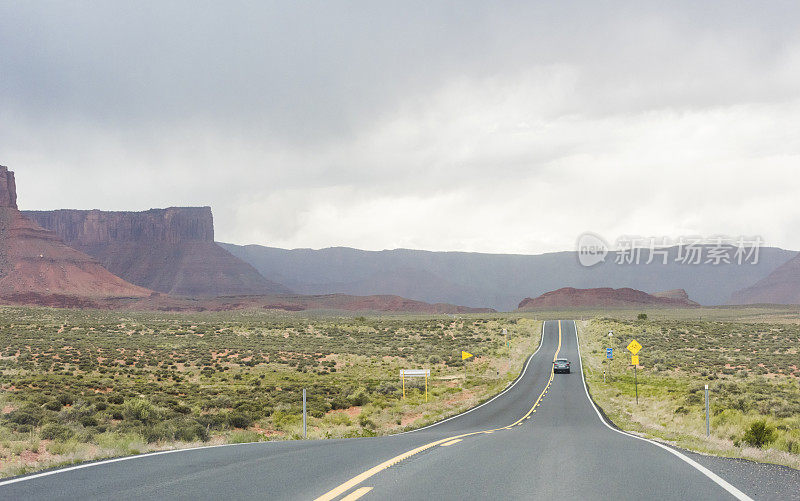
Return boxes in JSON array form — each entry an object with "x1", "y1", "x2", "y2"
[
  {"x1": 313, "y1": 321, "x2": 563, "y2": 501},
  {"x1": 340, "y1": 487, "x2": 373, "y2": 501},
  {"x1": 439, "y1": 438, "x2": 462, "y2": 447}
]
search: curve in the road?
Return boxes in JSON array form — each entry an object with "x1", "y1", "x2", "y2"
[
  {"x1": 318, "y1": 320, "x2": 755, "y2": 501},
  {"x1": 0, "y1": 320, "x2": 766, "y2": 501},
  {"x1": 313, "y1": 321, "x2": 563, "y2": 501}
]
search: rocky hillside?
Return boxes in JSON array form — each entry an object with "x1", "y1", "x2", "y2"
[
  {"x1": 729, "y1": 252, "x2": 800, "y2": 304},
  {"x1": 0, "y1": 166, "x2": 150, "y2": 298},
  {"x1": 24, "y1": 207, "x2": 289, "y2": 297},
  {"x1": 517, "y1": 287, "x2": 699, "y2": 310}
]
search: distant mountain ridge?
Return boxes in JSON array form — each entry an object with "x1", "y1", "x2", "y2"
[
  {"x1": 221, "y1": 243, "x2": 796, "y2": 310},
  {"x1": 729, "y1": 252, "x2": 800, "y2": 304}
]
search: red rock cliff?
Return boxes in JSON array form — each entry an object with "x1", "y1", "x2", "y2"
[
  {"x1": 0, "y1": 166, "x2": 17, "y2": 209},
  {"x1": 24, "y1": 207, "x2": 214, "y2": 245},
  {"x1": 0, "y1": 166, "x2": 150, "y2": 298},
  {"x1": 24, "y1": 207, "x2": 290, "y2": 297}
]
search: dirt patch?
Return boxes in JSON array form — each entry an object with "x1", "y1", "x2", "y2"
[{"x1": 401, "y1": 413, "x2": 422, "y2": 426}]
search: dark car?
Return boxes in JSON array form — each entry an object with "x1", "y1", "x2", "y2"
[{"x1": 554, "y1": 358, "x2": 571, "y2": 374}]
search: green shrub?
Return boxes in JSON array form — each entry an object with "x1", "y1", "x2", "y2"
[
  {"x1": 108, "y1": 395, "x2": 124, "y2": 405},
  {"x1": 44, "y1": 400, "x2": 63, "y2": 411},
  {"x1": 742, "y1": 420, "x2": 777, "y2": 448},
  {"x1": 41, "y1": 423, "x2": 75, "y2": 441},
  {"x1": 272, "y1": 411, "x2": 301, "y2": 430},
  {"x1": 227, "y1": 412, "x2": 253, "y2": 429},
  {"x1": 123, "y1": 399, "x2": 163, "y2": 425},
  {"x1": 174, "y1": 421, "x2": 209, "y2": 442},
  {"x1": 358, "y1": 413, "x2": 376, "y2": 429},
  {"x1": 79, "y1": 416, "x2": 99, "y2": 427},
  {"x1": 57, "y1": 394, "x2": 75, "y2": 406},
  {"x1": 59, "y1": 400, "x2": 95, "y2": 423},
  {"x1": 348, "y1": 388, "x2": 370, "y2": 407},
  {"x1": 143, "y1": 422, "x2": 174, "y2": 443},
  {"x1": 8, "y1": 409, "x2": 42, "y2": 426}
]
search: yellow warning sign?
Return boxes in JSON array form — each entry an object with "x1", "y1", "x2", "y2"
[
  {"x1": 627, "y1": 339, "x2": 642, "y2": 355},
  {"x1": 461, "y1": 351, "x2": 474, "y2": 360},
  {"x1": 631, "y1": 355, "x2": 639, "y2": 366}
]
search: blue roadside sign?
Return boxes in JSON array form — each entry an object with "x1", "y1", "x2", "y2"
[{"x1": 606, "y1": 348, "x2": 613, "y2": 359}]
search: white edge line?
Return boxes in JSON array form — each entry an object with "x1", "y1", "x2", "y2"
[
  {"x1": 397, "y1": 319, "x2": 547, "y2": 435},
  {"x1": 572, "y1": 320, "x2": 754, "y2": 501},
  {"x1": 0, "y1": 441, "x2": 261, "y2": 487},
  {"x1": 0, "y1": 320, "x2": 548, "y2": 486}
]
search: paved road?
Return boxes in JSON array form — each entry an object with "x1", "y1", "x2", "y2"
[{"x1": 1, "y1": 320, "x2": 787, "y2": 500}]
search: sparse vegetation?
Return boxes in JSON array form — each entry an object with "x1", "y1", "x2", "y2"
[
  {"x1": 579, "y1": 315, "x2": 800, "y2": 469},
  {"x1": 0, "y1": 306, "x2": 539, "y2": 477}
]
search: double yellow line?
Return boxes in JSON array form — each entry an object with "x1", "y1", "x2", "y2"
[{"x1": 314, "y1": 320, "x2": 563, "y2": 501}]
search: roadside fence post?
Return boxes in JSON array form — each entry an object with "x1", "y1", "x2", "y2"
[
  {"x1": 303, "y1": 388, "x2": 307, "y2": 439},
  {"x1": 705, "y1": 384, "x2": 710, "y2": 437}
]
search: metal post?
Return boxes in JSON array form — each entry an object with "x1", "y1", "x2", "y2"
[
  {"x1": 603, "y1": 368, "x2": 606, "y2": 383},
  {"x1": 705, "y1": 384, "x2": 710, "y2": 437},
  {"x1": 402, "y1": 372, "x2": 406, "y2": 399},
  {"x1": 634, "y1": 366, "x2": 638, "y2": 405},
  {"x1": 425, "y1": 372, "x2": 428, "y2": 402},
  {"x1": 302, "y1": 388, "x2": 307, "y2": 439}
]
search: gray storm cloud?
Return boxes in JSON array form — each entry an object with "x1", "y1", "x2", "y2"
[{"x1": 1, "y1": 1, "x2": 799, "y2": 252}]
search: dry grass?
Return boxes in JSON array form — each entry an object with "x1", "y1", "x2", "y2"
[{"x1": 577, "y1": 317, "x2": 800, "y2": 470}]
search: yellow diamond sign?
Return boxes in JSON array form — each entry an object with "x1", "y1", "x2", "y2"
[
  {"x1": 627, "y1": 339, "x2": 642, "y2": 355},
  {"x1": 461, "y1": 351, "x2": 474, "y2": 360}
]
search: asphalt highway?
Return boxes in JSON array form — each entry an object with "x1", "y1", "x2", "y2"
[{"x1": 0, "y1": 321, "x2": 785, "y2": 500}]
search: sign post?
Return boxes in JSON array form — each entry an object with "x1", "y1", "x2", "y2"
[
  {"x1": 400, "y1": 369, "x2": 430, "y2": 401},
  {"x1": 302, "y1": 388, "x2": 307, "y2": 438},
  {"x1": 462, "y1": 351, "x2": 473, "y2": 383},
  {"x1": 627, "y1": 340, "x2": 642, "y2": 405}
]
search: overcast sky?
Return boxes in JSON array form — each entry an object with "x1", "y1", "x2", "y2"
[{"x1": 2, "y1": 1, "x2": 799, "y2": 253}]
